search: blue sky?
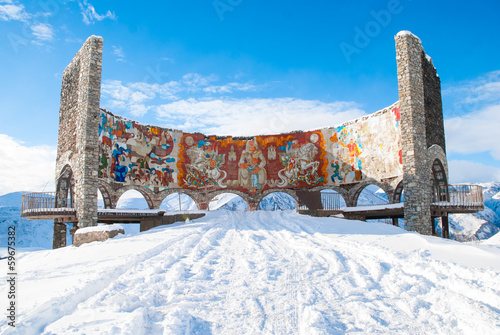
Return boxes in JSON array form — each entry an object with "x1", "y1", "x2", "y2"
[{"x1": 0, "y1": 0, "x2": 499, "y2": 194}]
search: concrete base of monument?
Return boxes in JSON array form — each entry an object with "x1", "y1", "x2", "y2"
[{"x1": 73, "y1": 224, "x2": 125, "y2": 247}]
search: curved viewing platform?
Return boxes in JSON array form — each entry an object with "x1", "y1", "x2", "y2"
[
  {"x1": 22, "y1": 184, "x2": 483, "y2": 222},
  {"x1": 296, "y1": 184, "x2": 484, "y2": 219}
]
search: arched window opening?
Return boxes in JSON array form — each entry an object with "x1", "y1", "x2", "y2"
[
  {"x1": 258, "y1": 192, "x2": 296, "y2": 210},
  {"x1": 209, "y1": 193, "x2": 249, "y2": 211},
  {"x1": 160, "y1": 193, "x2": 197, "y2": 211},
  {"x1": 116, "y1": 190, "x2": 149, "y2": 209},
  {"x1": 356, "y1": 185, "x2": 389, "y2": 206}
]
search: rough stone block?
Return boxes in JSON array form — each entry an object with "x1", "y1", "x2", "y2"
[{"x1": 73, "y1": 225, "x2": 124, "y2": 247}]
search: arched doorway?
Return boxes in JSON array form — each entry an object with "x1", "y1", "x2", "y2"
[
  {"x1": 209, "y1": 193, "x2": 249, "y2": 211},
  {"x1": 432, "y1": 159, "x2": 449, "y2": 238},
  {"x1": 258, "y1": 192, "x2": 296, "y2": 210},
  {"x1": 55, "y1": 165, "x2": 74, "y2": 208},
  {"x1": 432, "y1": 159, "x2": 449, "y2": 202},
  {"x1": 160, "y1": 193, "x2": 198, "y2": 211}
]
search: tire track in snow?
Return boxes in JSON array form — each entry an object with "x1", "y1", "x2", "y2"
[
  {"x1": 44, "y1": 219, "x2": 228, "y2": 334},
  {"x1": 10, "y1": 220, "x2": 216, "y2": 335},
  {"x1": 285, "y1": 213, "x2": 500, "y2": 333},
  {"x1": 14, "y1": 211, "x2": 500, "y2": 334}
]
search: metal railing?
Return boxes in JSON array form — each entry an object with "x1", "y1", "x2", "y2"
[
  {"x1": 433, "y1": 184, "x2": 484, "y2": 209},
  {"x1": 297, "y1": 193, "x2": 345, "y2": 211},
  {"x1": 321, "y1": 193, "x2": 345, "y2": 210},
  {"x1": 298, "y1": 184, "x2": 483, "y2": 212},
  {"x1": 21, "y1": 192, "x2": 74, "y2": 216}
]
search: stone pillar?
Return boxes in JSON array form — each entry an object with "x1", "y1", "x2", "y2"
[
  {"x1": 56, "y1": 36, "x2": 103, "y2": 228},
  {"x1": 53, "y1": 221, "x2": 67, "y2": 249},
  {"x1": 248, "y1": 200, "x2": 259, "y2": 211},
  {"x1": 442, "y1": 216, "x2": 449, "y2": 239},
  {"x1": 395, "y1": 31, "x2": 432, "y2": 235}
]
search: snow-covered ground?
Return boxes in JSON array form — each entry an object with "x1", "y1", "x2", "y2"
[
  {"x1": 1, "y1": 210, "x2": 499, "y2": 334},
  {"x1": 1, "y1": 181, "x2": 500, "y2": 254}
]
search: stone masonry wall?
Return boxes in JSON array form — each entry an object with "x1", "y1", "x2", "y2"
[
  {"x1": 422, "y1": 52, "x2": 446, "y2": 153},
  {"x1": 395, "y1": 31, "x2": 432, "y2": 235},
  {"x1": 56, "y1": 36, "x2": 103, "y2": 228}
]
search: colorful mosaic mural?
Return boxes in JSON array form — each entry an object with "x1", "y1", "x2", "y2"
[
  {"x1": 98, "y1": 111, "x2": 181, "y2": 190},
  {"x1": 98, "y1": 104, "x2": 402, "y2": 193},
  {"x1": 323, "y1": 104, "x2": 403, "y2": 185},
  {"x1": 177, "y1": 132, "x2": 328, "y2": 192}
]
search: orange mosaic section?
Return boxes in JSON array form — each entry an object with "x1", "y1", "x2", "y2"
[{"x1": 177, "y1": 131, "x2": 328, "y2": 193}]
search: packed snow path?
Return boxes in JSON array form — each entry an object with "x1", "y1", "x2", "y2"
[{"x1": 2, "y1": 211, "x2": 500, "y2": 334}]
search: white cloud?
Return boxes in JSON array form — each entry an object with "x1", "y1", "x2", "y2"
[
  {"x1": 160, "y1": 57, "x2": 175, "y2": 63},
  {"x1": 445, "y1": 104, "x2": 500, "y2": 159},
  {"x1": 444, "y1": 70, "x2": 500, "y2": 104},
  {"x1": 31, "y1": 23, "x2": 54, "y2": 41},
  {"x1": 0, "y1": 1, "x2": 57, "y2": 44},
  {"x1": 155, "y1": 98, "x2": 366, "y2": 136},
  {"x1": 0, "y1": 134, "x2": 56, "y2": 196},
  {"x1": 112, "y1": 45, "x2": 125, "y2": 62},
  {"x1": 443, "y1": 70, "x2": 500, "y2": 117},
  {"x1": 79, "y1": 0, "x2": 116, "y2": 25},
  {"x1": 129, "y1": 104, "x2": 149, "y2": 117},
  {"x1": 448, "y1": 160, "x2": 500, "y2": 184},
  {"x1": 100, "y1": 74, "x2": 260, "y2": 117},
  {"x1": 0, "y1": 1, "x2": 29, "y2": 22},
  {"x1": 182, "y1": 73, "x2": 218, "y2": 89},
  {"x1": 203, "y1": 82, "x2": 256, "y2": 94}
]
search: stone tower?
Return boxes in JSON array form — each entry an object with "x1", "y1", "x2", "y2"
[
  {"x1": 55, "y1": 35, "x2": 103, "y2": 228},
  {"x1": 395, "y1": 31, "x2": 446, "y2": 234}
]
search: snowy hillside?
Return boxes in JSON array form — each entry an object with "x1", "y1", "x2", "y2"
[
  {"x1": 2, "y1": 182, "x2": 500, "y2": 253},
  {"x1": 1, "y1": 211, "x2": 499, "y2": 334},
  {"x1": 0, "y1": 192, "x2": 57, "y2": 252},
  {"x1": 449, "y1": 182, "x2": 500, "y2": 240}
]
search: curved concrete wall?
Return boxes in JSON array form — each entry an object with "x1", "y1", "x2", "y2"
[{"x1": 98, "y1": 102, "x2": 402, "y2": 196}]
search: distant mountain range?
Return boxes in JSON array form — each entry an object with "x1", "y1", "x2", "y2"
[{"x1": 2, "y1": 182, "x2": 499, "y2": 250}]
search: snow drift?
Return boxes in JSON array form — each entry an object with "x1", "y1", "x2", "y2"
[{"x1": 0, "y1": 211, "x2": 499, "y2": 334}]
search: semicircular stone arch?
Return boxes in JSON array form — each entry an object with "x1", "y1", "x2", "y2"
[
  {"x1": 349, "y1": 180, "x2": 395, "y2": 207},
  {"x1": 207, "y1": 189, "x2": 252, "y2": 210},
  {"x1": 308, "y1": 185, "x2": 350, "y2": 206},
  {"x1": 97, "y1": 181, "x2": 113, "y2": 209},
  {"x1": 113, "y1": 185, "x2": 156, "y2": 209},
  {"x1": 157, "y1": 189, "x2": 201, "y2": 210},
  {"x1": 393, "y1": 180, "x2": 404, "y2": 203},
  {"x1": 257, "y1": 188, "x2": 299, "y2": 204},
  {"x1": 255, "y1": 189, "x2": 299, "y2": 210}
]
